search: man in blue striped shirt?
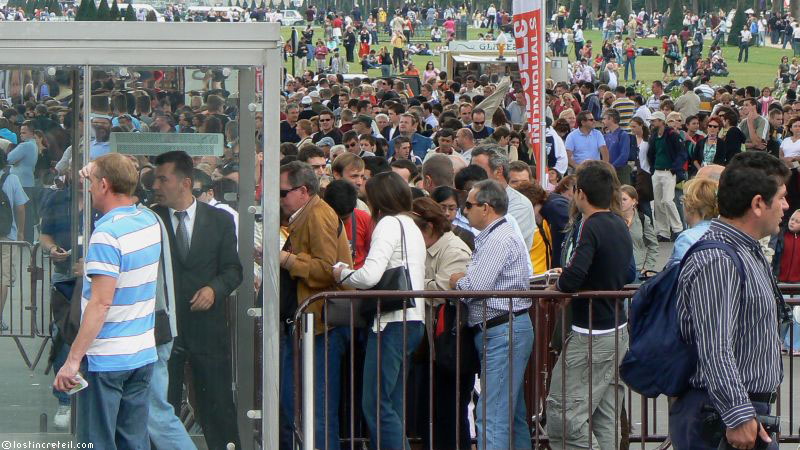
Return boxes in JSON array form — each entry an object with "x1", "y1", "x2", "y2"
[
  {"x1": 54, "y1": 154, "x2": 161, "y2": 448},
  {"x1": 450, "y1": 180, "x2": 533, "y2": 450},
  {"x1": 673, "y1": 152, "x2": 789, "y2": 449}
]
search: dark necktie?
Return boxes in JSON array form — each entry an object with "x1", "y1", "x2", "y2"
[{"x1": 174, "y1": 211, "x2": 189, "y2": 260}]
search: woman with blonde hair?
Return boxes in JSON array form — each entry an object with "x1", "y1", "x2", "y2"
[
  {"x1": 558, "y1": 108, "x2": 576, "y2": 130},
  {"x1": 667, "y1": 177, "x2": 719, "y2": 264}
]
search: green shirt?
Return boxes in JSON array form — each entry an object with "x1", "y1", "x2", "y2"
[{"x1": 653, "y1": 133, "x2": 671, "y2": 170}]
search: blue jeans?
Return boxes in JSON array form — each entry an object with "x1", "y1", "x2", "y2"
[
  {"x1": 280, "y1": 326, "x2": 350, "y2": 450},
  {"x1": 474, "y1": 313, "x2": 534, "y2": 450},
  {"x1": 148, "y1": 342, "x2": 195, "y2": 449},
  {"x1": 624, "y1": 57, "x2": 636, "y2": 81},
  {"x1": 669, "y1": 388, "x2": 778, "y2": 449},
  {"x1": 50, "y1": 271, "x2": 73, "y2": 407},
  {"x1": 362, "y1": 321, "x2": 425, "y2": 450},
  {"x1": 77, "y1": 361, "x2": 154, "y2": 448}
]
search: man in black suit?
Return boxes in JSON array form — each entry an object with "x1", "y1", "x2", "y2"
[{"x1": 151, "y1": 151, "x2": 243, "y2": 450}]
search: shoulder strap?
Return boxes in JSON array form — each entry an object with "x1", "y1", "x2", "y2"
[
  {"x1": 0, "y1": 169, "x2": 10, "y2": 191},
  {"x1": 394, "y1": 215, "x2": 409, "y2": 268},
  {"x1": 349, "y1": 212, "x2": 357, "y2": 259},
  {"x1": 681, "y1": 240, "x2": 746, "y2": 291}
]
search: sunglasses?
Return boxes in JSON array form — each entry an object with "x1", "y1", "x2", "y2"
[
  {"x1": 192, "y1": 188, "x2": 207, "y2": 197},
  {"x1": 464, "y1": 201, "x2": 485, "y2": 210},
  {"x1": 280, "y1": 186, "x2": 303, "y2": 198},
  {"x1": 707, "y1": 124, "x2": 719, "y2": 128},
  {"x1": 319, "y1": 118, "x2": 332, "y2": 122}
]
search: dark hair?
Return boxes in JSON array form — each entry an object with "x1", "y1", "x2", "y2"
[
  {"x1": 280, "y1": 142, "x2": 299, "y2": 157},
  {"x1": 454, "y1": 164, "x2": 488, "y2": 191},
  {"x1": 365, "y1": 171, "x2": 412, "y2": 219},
  {"x1": 342, "y1": 129, "x2": 359, "y2": 143},
  {"x1": 155, "y1": 150, "x2": 194, "y2": 182},
  {"x1": 718, "y1": 152, "x2": 790, "y2": 219},
  {"x1": 515, "y1": 181, "x2": 548, "y2": 206},
  {"x1": 603, "y1": 108, "x2": 620, "y2": 124},
  {"x1": 575, "y1": 160, "x2": 617, "y2": 209},
  {"x1": 553, "y1": 174, "x2": 576, "y2": 194},
  {"x1": 412, "y1": 196, "x2": 452, "y2": 237},
  {"x1": 323, "y1": 179, "x2": 358, "y2": 217},
  {"x1": 298, "y1": 145, "x2": 325, "y2": 162},
  {"x1": 431, "y1": 185, "x2": 461, "y2": 206},
  {"x1": 363, "y1": 155, "x2": 390, "y2": 176},
  {"x1": 193, "y1": 168, "x2": 213, "y2": 192},
  {"x1": 390, "y1": 159, "x2": 419, "y2": 179}
]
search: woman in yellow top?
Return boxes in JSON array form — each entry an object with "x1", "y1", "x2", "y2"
[
  {"x1": 378, "y1": 8, "x2": 387, "y2": 27},
  {"x1": 516, "y1": 182, "x2": 552, "y2": 274},
  {"x1": 391, "y1": 31, "x2": 406, "y2": 73}
]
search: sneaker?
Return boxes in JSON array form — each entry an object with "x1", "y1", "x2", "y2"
[{"x1": 53, "y1": 405, "x2": 70, "y2": 428}]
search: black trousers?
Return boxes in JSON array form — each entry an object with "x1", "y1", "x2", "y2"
[{"x1": 168, "y1": 334, "x2": 241, "y2": 450}]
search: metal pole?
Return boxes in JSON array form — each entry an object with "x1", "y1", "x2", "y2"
[
  {"x1": 291, "y1": 27, "x2": 298, "y2": 76},
  {"x1": 538, "y1": 0, "x2": 547, "y2": 185},
  {"x1": 302, "y1": 313, "x2": 315, "y2": 450}
]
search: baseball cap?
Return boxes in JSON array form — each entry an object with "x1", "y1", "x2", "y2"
[
  {"x1": 301, "y1": 96, "x2": 312, "y2": 105},
  {"x1": 318, "y1": 137, "x2": 335, "y2": 147},
  {"x1": 309, "y1": 91, "x2": 321, "y2": 99},
  {"x1": 651, "y1": 111, "x2": 666, "y2": 122}
]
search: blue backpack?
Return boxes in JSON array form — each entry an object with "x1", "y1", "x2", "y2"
[{"x1": 620, "y1": 240, "x2": 745, "y2": 398}]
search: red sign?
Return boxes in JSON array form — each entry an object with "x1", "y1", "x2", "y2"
[{"x1": 513, "y1": 0, "x2": 545, "y2": 181}]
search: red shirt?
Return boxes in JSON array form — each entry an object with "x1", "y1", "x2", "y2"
[
  {"x1": 780, "y1": 231, "x2": 800, "y2": 283},
  {"x1": 333, "y1": 17, "x2": 343, "y2": 29},
  {"x1": 343, "y1": 209, "x2": 374, "y2": 269}
]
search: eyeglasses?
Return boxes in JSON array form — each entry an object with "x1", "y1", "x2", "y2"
[
  {"x1": 280, "y1": 186, "x2": 303, "y2": 198},
  {"x1": 347, "y1": 141, "x2": 359, "y2": 148},
  {"x1": 440, "y1": 204, "x2": 458, "y2": 213},
  {"x1": 192, "y1": 188, "x2": 207, "y2": 197},
  {"x1": 707, "y1": 124, "x2": 719, "y2": 128},
  {"x1": 319, "y1": 118, "x2": 332, "y2": 122},
  {"x1": 464, "y1": 201, "x2": 485, "y2": 210}
]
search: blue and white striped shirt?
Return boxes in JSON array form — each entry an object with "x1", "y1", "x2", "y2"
[
  {"x1": 82, "y1": 205, "x2": 161, "y2": 372},
  {"x1": 676, "y1": 219, "x2": 782, "y2": 428},
  {"x1": 456, "y1": 217, "x2": 532, "y2": 326}
]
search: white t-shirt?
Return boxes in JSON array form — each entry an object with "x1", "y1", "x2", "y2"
[
  {"x1": 781, "y1": 136, "x2": 800, "y2": 159},
  {"x1": 638, "y1": 140, "x2": 651, "y2": 174}
]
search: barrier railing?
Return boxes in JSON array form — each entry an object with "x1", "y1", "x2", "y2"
[{"x1": 289, "y1": 287, "x2": 800, "y2": 449}]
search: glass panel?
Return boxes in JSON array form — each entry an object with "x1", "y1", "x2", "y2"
[
  {"x1": 0, "y1": 65, "x2": 83, "y2": 438},
  {"x1": 0, "y1": 64, "x2": 260, "y2": 448}
]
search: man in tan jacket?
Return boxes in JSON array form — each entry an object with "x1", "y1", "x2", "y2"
[{"x1": 278, "y1": 160, "x2": 353, "y2": 450}]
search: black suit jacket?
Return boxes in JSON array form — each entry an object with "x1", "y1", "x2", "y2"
[{"x1": 153, "y1": 202, "x2": 243, "y2": 354}]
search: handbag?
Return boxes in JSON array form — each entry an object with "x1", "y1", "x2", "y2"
[
  {"x1": 325, "y1": 215, "x2": 369, "y2": 328},
  {"x1": 348, "y1": 216, "x2": 416, "y2": 322}
]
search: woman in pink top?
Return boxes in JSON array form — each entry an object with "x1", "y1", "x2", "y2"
[{"x1": 443, "y1": 18, "x2": 456, "y2": 38}]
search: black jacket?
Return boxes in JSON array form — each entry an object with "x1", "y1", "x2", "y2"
[
  {"x1": 153, "y1": 202, "x2": 243, "y2": 354},
  {"x1": 647, "y1": 126, "x2": 688, "y2": 180}
]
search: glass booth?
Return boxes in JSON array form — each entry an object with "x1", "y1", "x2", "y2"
[{"x1": 0, "y1": 22, "x2": 281, "y2": 450}]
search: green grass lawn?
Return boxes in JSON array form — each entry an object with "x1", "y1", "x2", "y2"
[{"x1": 281, "y1": 26, "x2": 794, "y2": 90}]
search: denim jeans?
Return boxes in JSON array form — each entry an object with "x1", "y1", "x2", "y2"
[
  {"x1": 50, "y1": 271, "x2": 73, "y2": 407},
  {"x1": 624, "y1": 57, "x2": 636, "y2": 81},
  {"x1": 738, "y1": 43, "x2": 749, "y2": 62},
  {"x1": 473, "y1": 313, "x2": 534, "y2": 450},
  {"x1": 148, "y1": 342, "x2": 196, "y2": 450},
  {"x1": 77, "y1": 361, "x2": 154, "y2": 448},
  {"x1": 279, "y1": 326, "x2": 350, "y2": 450},
  {"x1": 362, "y1": 321, "x2": 425, "y2": 450}
]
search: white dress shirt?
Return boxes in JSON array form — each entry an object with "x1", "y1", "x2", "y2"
[{"x1": 168, "y1": 198, "x2": 198, "y2": 245}]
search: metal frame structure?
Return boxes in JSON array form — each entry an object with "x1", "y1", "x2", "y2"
[{"x1": 0, "y1": 22, "x2": 282, "y2": 450}]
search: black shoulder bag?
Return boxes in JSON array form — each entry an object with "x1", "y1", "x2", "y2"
[{"x1": 345, "y1": 216, "x2": 415, "y2": 322}]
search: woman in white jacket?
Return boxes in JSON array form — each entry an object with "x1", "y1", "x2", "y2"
[{"x1": 333, "y1": 171, "x2": 426, "y2": 449}]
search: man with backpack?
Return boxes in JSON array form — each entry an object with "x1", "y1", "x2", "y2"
[
  {"x1": 671, "y1": 152, "x2": 789, "y2": 449},
  {"x1": 544, "y1": 160, "x2": 634, "y2": 449}
]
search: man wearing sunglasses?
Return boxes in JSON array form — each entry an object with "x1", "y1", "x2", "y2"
[
  {"x1": 278, "y1": 161, "x2": 353, "y2": 450},
  {"x1": 469, "y1": 108, "x2": 494, "y2": 140},
  {"x1": 565, "y1": 110, "x2": 609, "y2": 169},
  {"x1": 311, "y1": 109, "x2": 343, "y2": 145}
]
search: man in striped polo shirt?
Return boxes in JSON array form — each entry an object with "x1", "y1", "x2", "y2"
[
  {"x1": 611, "y1": 85, "x2": 636, "y2": 132},
  {"x1": 54, "y1": 153, "x2": 161, "y2": 448}
]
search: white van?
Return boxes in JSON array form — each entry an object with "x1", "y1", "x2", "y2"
[{"x1": 278, "y1": 9, "x2": 303, "y2": 26}]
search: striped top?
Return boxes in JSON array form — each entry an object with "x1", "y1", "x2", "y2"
[
  {"x1": 676, "y1": 219, "x2": 782, "y2": 428},
  {"x1": 612, "y1": 97, "x2": 636, "y2": 132},
  {"x1": 82, "y1": 205, "x2": 161, "y2": 372},
  {"x1": 456, "y1": 217, "x2": 532, "y2": 326}
]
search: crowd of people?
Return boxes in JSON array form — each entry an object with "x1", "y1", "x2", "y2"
[{"x1": 2, "y1": 2, "x2": 800, "y2": 448}]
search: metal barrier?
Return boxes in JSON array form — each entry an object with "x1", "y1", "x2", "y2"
[{"x1": 289, "y1": 287, "x2": 800, "y2": 449}]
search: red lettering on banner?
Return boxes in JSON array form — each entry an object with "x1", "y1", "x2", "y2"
[{"x1": 513, "y1": 7, "x2": 544, "y2": 178}]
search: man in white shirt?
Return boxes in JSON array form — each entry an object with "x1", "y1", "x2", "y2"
[{"x1": 738, "y1": 25, "x2": 752, "y2": 63}]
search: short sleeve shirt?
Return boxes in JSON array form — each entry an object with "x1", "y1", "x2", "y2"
[{"x1": 565, "y1": 128, "x2": 606, "y2": 164}]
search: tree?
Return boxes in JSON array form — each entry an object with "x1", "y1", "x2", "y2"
[
  {"x1": 617, "y1": 0, "x2": 632, "y2": 24},
  {"x1": 85, "y1": 0, "x2": 97, "y2": 20},
  {"x1": 235, "y1": 0, "x2": 241, "y2": 7},
  {"x1": 124, "y1": 3, "x2": 136, "y2": 20},
  {"x1": 663, "y1": 0, "x2": 683, "y2": 36},
  {"x1": 243, "y1": 0, "x2": 249, "y2": 9},
  {"x1": 727, "y1": 2, "x2": 746, "y2": 46},
  {"x1": 110, "y1": 0, "x2": 120, "y2": 20},
  {"x1": 566, "y1": 0, "x2": 580, "y2": 27},
  {"x1": 25, "y1": 0, "x2": 35, "y2": 16},
  {"x1": 75, "y1": 0, "x2": 86, "y2": 20},
  {"x1": 96, "y1": 0, "x2": 110, "y2": 20},
  {"x1": 51, "y1": 0, "x2": 63, "y2": 15}
]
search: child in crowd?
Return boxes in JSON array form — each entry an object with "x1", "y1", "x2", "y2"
[{"x1": 774, "y1": 209, "x2": 800, "y2": 353}]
